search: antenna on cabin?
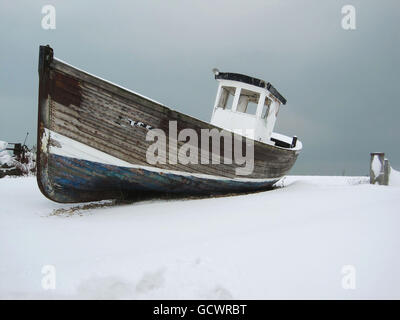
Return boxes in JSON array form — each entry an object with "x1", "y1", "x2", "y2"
[
  {"x1": 212, "y1": 68, "x2": 220, "y2": 76},
  {"x1": 23, "y1": 132, "x2": 29, "y2": 146}
]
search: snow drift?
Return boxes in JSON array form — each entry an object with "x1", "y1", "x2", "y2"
[{"x1": 389, "y1": 167, "x2": 400, "y2": 186}]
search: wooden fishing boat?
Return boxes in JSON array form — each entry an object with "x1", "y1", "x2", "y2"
[{"x1": 37, "y1": 45, "x2": 302, "y2": 203}]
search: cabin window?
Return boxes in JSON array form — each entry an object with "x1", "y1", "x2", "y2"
[
  {"x1": 261, "y1": 97, "x2": 272, "y2": 119},
  {"x1": 217, "y1": 86, "x2": 235, "y2": 110},
  {"x1": 236, "y1": 89, "x2": 259, "y2": 115}
]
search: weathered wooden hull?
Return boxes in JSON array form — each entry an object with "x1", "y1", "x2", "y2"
[
  {"x1": 37, "y1": 45, "x2": 300, "y2": 203},
  {"x1": 45, "y1": 154, "x2": 283, "y2": 202}
]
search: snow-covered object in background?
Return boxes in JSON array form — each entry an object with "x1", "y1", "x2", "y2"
[
  {"x1": 0, "y1": 140, "x2": 36, "y2": 177},
  {"x1": 0, "y1": 141, "x2": 8, "y2": 150},
  {"x1": 14, "y1": 149, "x2": 36, "y2": 175},
  {"x1": 371, "y1": 154, "x2": 382, "y2": 179},
  {"x1": 389, "y1": 167, "x2": 400, "y2": 186},
  {"x1": 0, "y1": 152, "x2": 13, "y2": 166},
  {"x1": 0, "y1": 141, "x2": 13, "y2": 166}
]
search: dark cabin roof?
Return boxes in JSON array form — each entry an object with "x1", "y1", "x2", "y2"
[{"x1": 215, "y1": 72, "x2": 287, "y2": 105}]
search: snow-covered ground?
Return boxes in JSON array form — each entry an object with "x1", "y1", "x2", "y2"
[{"x1": 0, "y1": 175, "x2": 399, "y2": 299}]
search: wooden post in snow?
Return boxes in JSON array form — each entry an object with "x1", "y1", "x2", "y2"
[
  {"x1": 370, "y1": 152, "x2": 390, "y2": 185},
  {"x1": 383, "y1": 159, "x2": 391, "y2": 186}
]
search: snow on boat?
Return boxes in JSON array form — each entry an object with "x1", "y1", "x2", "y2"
[{"x1": 37, "y1": 45, "x2": 302, "y2": 203}]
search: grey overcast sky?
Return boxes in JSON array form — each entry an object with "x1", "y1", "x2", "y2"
[{"x1": 0, "y1": 0, "x2": 399, "y2": 175}]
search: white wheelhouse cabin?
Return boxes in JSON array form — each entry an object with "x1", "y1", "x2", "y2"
[{"x1": 210, "y1": 69, "x2": 301, "y2": 151}]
